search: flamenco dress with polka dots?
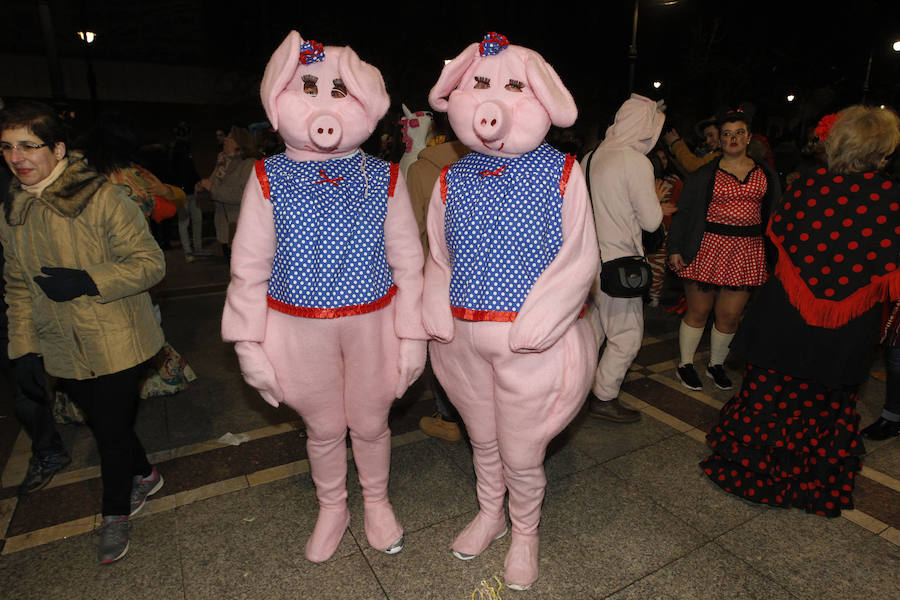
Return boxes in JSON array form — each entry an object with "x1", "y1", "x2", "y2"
[
  {"x1": 701, "y1": 167, "x2": 900, "y2": 517},
  {"x1": 678, "y1": 166, "x2": 768, "y2": 288}
]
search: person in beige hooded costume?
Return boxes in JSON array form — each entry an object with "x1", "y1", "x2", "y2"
[{"x1": 582, "y1": 94, "x2": 671, "y2": 421}]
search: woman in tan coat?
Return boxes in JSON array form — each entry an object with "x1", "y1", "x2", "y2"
[
  {"x1": 195, "y1": 125, "x2": 255, "y2": 261},
  {"x1": 0, "y1": 101, "x2": 165, "y2": 564}
]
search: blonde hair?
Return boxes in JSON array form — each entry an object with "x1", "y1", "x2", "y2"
[{"x1": 825, "y1": 105, "x2": 900, "y2": 174}]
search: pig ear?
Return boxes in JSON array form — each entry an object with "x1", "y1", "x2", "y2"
[
  {"x1": 428, "y1": 43, "x2": 480, "y2": 113},
  {"x1": 260, "y1": 31, "x2": 303, "y2": 131},
  {"x1": 525, "y1": 52, "x2": 577, "y2": 128},
  {"x1": 338, "y1": 47, "x2": 390, "y2": 131}
]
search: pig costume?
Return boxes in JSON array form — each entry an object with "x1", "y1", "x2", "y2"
[
  {"x1": 221, "y1": 31, "x2": 427, "y2": 563},
  {"x1": 583, "y1": 95, "x2": 665, "y2": 406},
  {"x1": 423, "y1": 33, "x2": 599, "y2": 590}
]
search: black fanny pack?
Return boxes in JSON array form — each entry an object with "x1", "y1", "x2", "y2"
[{"x1": 599, "y1": 256, "x2": 652, "y2": 298}]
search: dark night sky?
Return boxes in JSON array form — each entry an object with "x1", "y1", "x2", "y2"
[{"x1": 3, "y1": 0, "x2": 900, "y2": 149}]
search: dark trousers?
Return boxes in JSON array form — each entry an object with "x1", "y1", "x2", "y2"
[
  {"x1": 885, "y1": 345, "x2": 900, "y2": 421},
  {"x1": 62, "y1": 365, "x2": 152, "y2": 516},
  {"x1": 431, "y1": 372, "x2": 461, "y2": 423},
  {"x1": 0, "y1": 347, "x2": 65, "y2": 459}
]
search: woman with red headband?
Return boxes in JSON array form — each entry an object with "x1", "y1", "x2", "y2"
[{"x1": 701, "y1": 105, "x2": 900, "y2": 516}]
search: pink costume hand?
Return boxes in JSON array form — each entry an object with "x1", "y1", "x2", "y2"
[
  {"x1": 234, "y1": 341, "x2": 284, "y2": 407},
  {"x1": 395, "y1": 339, "x2": 427, "y2": 398}
]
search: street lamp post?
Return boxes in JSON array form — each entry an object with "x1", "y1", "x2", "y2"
[
  {"x1": 627, "y1": 0, "x2": 639, "y2": 95},
  {"x1": 77, "y1": 30, "x2": 99, "y2": 117},
  {"x1": 862, "y1": 39, "x2": 900, "y2": 104},
  {"x1": 627, "y1": 1, "x2": 679, "y2": 97},
  {"x1": 38, "y1": 0, "x2": 66, "y2": 103}
]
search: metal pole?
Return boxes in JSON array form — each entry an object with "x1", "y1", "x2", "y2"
[
  {"x1": 83, "y1": 39, "x2": 99, "y2": 117},
  {"x1": 37, "y1": 0, "x2": 66, "y2": 102},
  {"x1": 862, "y1": 48, "x2": 873, "y2": 104},
  {"x1": 627, "y1": 0, "x2": 639, "y2": 96}
]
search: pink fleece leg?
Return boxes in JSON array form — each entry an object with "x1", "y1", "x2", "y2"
[
  {"x1": 451, "y1": 439, "x2": 508, "y2": 558},
  {"x1": 502, "y1": 460, "x2": 546, "y2": 588},
  {"x1": 350, "y1": 429, "x2": 403, "y2": 552},
  {"x1": 504, "y1": 532, "x2": 540, "y2": 591},
  {"x1": 431, "y1": 325, "x2": 510, "y2": 558},
  {"x1": 304, "y1": 435, "x2": 350, "y2": 563},
  {"x1": 494, "y1": 322, "x2": 595, "y2": 590}
]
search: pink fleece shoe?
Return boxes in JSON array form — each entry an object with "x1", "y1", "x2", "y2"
[
  {"x1": 363, "y1": 499, "x2": 404, "y2": 554},
  {"x1": 504, "y1": 533, "x2": 539, "y2": 591},
  {"x1": 451, "y1": 511, "x2": 508, "y2": 559},
  {"x1": 304, "y1": 505, "x2": 350, "y2": 563}
]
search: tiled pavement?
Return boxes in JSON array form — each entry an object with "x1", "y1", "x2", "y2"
[{"x1": 0, "y1": 246, "x2": 898, "y2": 599}]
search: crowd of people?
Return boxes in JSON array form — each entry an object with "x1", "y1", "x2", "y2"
[{"x1": 0, "y1": 48, "x2": 897, "y2": 589}]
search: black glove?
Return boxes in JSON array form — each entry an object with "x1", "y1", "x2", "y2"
[
  {"x1": 33, "y1": 266, "x2": 99, "y2": 302},
  {"x1": 13, "y1": 353, "x2": 47, "y2": 400}
]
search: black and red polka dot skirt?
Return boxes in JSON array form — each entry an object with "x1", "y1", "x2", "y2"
[{"x1": 700, "y1": 363, "x2": 863, "y2": 517}]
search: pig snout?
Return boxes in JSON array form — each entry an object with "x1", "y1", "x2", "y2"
[
  {"x1": 308, "y1": 113, "x2": 342, "y2": 151},
  {"x1": 472, "y1": 101, "x2": 510, "y2": 143}
]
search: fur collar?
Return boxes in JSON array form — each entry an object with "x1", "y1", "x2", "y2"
[{"x1": 6, "y1": 152, "x2": 106, "y2": 225}]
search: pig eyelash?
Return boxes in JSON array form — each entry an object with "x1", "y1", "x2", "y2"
[
  {"x1": 474, "y1": 76, "x2": 491, "y2": 89},
  {"x1": 331, "y1": 79, "x2": 348, "y2": 98},
  {"x1": 504, "y1": 79, "x2": 525, "y2": 92},
  {"x1": 301, "y1": 74, "x2": 318, "y2": 96}
]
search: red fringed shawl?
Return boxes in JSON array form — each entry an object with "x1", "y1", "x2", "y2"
[{"x1": 767, "y1": 167, "x2": 900, "y2": 329}]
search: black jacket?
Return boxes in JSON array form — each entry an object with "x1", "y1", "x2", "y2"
[{"x1": 667, "y1": 156, "x2": 781, "y2": 267}]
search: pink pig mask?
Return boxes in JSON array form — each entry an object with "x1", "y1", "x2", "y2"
[
  {"x1": 428, "y1": 33, "x2": 577, "y2": 159},
  {"x1": 260, "y1": 31, "x2": 390, "y2": 162}
]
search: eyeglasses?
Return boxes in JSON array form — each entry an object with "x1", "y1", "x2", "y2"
[{"x1": 0, "y1": 142, "x2": 49, "y2": 155}]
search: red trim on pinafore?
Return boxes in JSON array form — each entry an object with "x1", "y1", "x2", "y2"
[
  {"x1": 267, "y1": 285, "x2": 397, "y2": 319},
  {"x1": 255, "y1": 160, "x2": 271, "y2": 200}
]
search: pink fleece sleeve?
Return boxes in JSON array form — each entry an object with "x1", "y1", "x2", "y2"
[
  {"x1": 508, "y1": 161, "x2": 599, "y2": 353},
  {"x1": 422, "y1": 173, "x2": 455, "y2": 343},
  {"x1": 221, "y1": 172, "x2": 276, "y2": 342},
  {"x1": 384, "y1": 172, "x2": 428, "y2": 340}
]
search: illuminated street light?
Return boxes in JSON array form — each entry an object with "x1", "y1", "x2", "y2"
[
  {"x1": 893, "y1": 40, "x2": 900, "y2": 52},
  {"x1": 76, "y1": 30, "x2": 99, "y2": 116},
  {"x1": 786, "y1": 94, "x2": 796, "y2": 102},
  {"x1": 652, "y1": 80, "x2": 662, "y2": 89}
]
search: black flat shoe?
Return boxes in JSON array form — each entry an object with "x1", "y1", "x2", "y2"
[{"x1": 861, "y1": 417, "x2": 900, "y2": 441}]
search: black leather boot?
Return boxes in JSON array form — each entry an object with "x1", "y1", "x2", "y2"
[{"x1": 861, "y1": 417, "x2": 900, "y2": 441}]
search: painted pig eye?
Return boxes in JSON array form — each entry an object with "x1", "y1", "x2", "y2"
[
  {"x1": 504, "y1": 79, "x2": 524, "y2": 92},
  {"x1": 474, "y1": 76, "x2": 490, "y2": 90},
  {"x1": 302, "y1": 75, "x2": 318, "y2": 96},
  {"x1": 331, "y1": 78, "x2": 347, "y2": 98}
]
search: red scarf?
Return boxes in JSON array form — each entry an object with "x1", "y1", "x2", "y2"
[{"x1": 767, "y1": 167, "x2": 900, "y2": 329}]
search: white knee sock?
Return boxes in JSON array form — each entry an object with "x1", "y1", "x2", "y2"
[
  {"x1": 709, "y1": 326, "x2": 735, "y2": 367},
  {"x1": 678, "y1": 321, "x2": 705, "y2": 367}
]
